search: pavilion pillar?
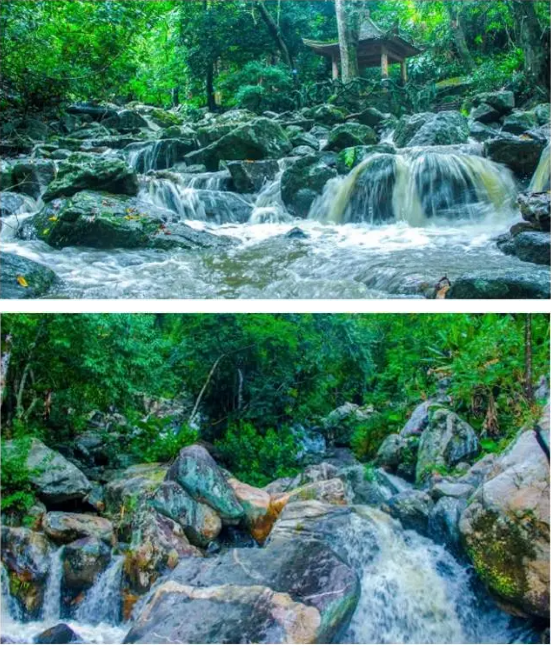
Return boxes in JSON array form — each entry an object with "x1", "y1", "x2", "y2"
[
  {"x1": 381, "y1": 46, "x2": 389, "y2": 79},
  {"x1": 332, "y1": 55, "x2": 340, "y2": 80},
  {"x1": 400, "y1": 60, "x2": 408, "y2": 84}
]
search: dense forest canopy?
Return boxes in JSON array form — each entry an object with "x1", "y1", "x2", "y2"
[
  {"x1": 1, "y1": 313, "x2": 549, "y2": 504},
  {"x1": 1, "y1": 0, "x2": 549, "y2": 111}
]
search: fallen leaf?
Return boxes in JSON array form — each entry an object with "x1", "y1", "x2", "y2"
[
  {"x1": 16, "y1": 275, "x2": 28, "y2": 287},
  {"x1": 48, "y1": 216, "x2": 58, "y2": 222}
]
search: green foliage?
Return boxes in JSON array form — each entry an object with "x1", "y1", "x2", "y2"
[
  {"x1": 0, "y1": 437, "x2": 35, "y2": 516},
  {"x1": 222, "y1": 62, "x2": 294, "y2": 113},
  {"x1": 129, "y1": 418, "x2": 199, "y2": 463},
  {"x1": 216, "y1": 422, "x2": 300, "y2": 487},
  {"x1": 351, "y1": 409, "x2": 407, "y2": 461}
]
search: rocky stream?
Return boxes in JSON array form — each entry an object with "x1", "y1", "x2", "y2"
[
  {"x1": 1, "y1": 93, "x2": 550, "y2": 299},
  {"x1": 1, "y1": 392, "x2": 549, "y2": 644}
]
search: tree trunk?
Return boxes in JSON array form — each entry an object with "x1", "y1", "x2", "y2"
[
  {"x1": 206, "y1": 62, "x2": 216, "y2": 112},
  {"x1": 335, "y1": 0, "x2": 360, "y2": 82},
  {"x1": 254, "y1": 1, "x2": 294, "y2": 70},
  {"x1": 445, "y1": 2, "x2": 475, "y2": 71},
  {"x1": 509, "y1": 0, "x2": 547, "y2": 88},
  {"x1": 525, "y1": 313, "x2": 533, "y2": 402}
]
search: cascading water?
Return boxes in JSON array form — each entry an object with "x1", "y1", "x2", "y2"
[
  {"x1": 0, "y1": 556, "x2": 127, "y2": 644},
  {"x1": 76, "y1": 556, "x2": 124, "y2": 625},
  {"x1": 529, "y1": 144, "x2": 550, "y2": 192},
  {"x1": 312, "y1": 148, "x2": 517, "y2": 226},
  {"x1": 42, "y1": 547, "x2": 64, "y2": 623},
  {"x1": 338, "y1": 508, "x2": 537, "y2": 645},
  {"x1": 3, "y1": 139, "x2": 548, "y2": 299}
]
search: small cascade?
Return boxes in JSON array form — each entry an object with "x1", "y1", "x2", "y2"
[
  {"x1": 1, "y1": 564, "x2": 22, "y2": 623},
  {"x1": 76, "y1": 556, "x2": 124, "y2": 626},
  {"x1": 126, "y1": 141, "x2": 183, "y2": 173},
  {"x1": 140, "y1": 176, "x2": 252, "y2": 224},
  {"x1": 312, "y1": 149, "x2": 517, "y2": 226},
  {"x1": 42, "y1": 547, "x2": 64, "y2": 623},
  {"x1": 250, "y1": 160, "x2": 292, "y2": 224},
  {"x1": 529, "y1": 144, "x2": 550, "y2": 192},
  {"x1": 339, "y1": 507, "x2": 536, "y2": 644},
  {"x1": 178, "y1": 170, "x2": 230, "y2": 191}
]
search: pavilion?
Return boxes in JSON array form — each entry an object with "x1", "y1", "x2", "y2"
[{"x1": 303, "y1": 17, "x2": 422, "y2": 83}]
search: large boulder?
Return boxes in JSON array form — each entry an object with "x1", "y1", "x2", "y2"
[
  {"x1": 101, "y1": 110, "x2": 149, "y2": 133},
  {"x1": 325, "y1": 123, "x2": 377, "y2": 152},
  {"x1": 320, "y1": 402, "x2": 374, "y2": 446},
  {"x1": 227, "y1": 478, "x2": 278, "y2": 543},
  {"x1": 149, "y1": 481, "x2": 222, "y2": 547},
  {"x1": 280, "y1": 154, "x2": 337, "y2": 217},
  {"x1": 470, "y1": 103, "x2": 501, "y2": 125},
  {"x1": 42, "y1": 512, "x2": 115, "y2": 545},
  {"x1": 272, "y1": 478, "x2": 348, "y2": 513},
  {"x1": 336, "y1": 143, "x2": 395, "y2": 174},
  {"x1": 484, "y1": 135, "x2": 546, "y2": 179},
  {"x1": 459, "y1": 416, "x2": 550, "y2": 618},
  {"x1": 125, "y1": 508, "x2": 360, "y2": 643},
  {"x1": 416, "y1": 409, "x2": 480, "y2": 483},
  {"x1": 502, "y1": 111, "x2": 538, "y2": 136},
  {"x1": 123, "y1": 508, "x2": 201, "y2": 601},
  {"x1": 447, "y1": 269, "x2": 551, "y2": 300},
  {"x1": 166, "y1": 444, "x2": 244, "y2": 523},
  {"x1": 383, "y1": 490, "x2": 434, "y2": 536},
  {"x1": 34, "y1": 623, "x2": 82, "y2": 644},
  {"x1": 518, "y1": 192, "x2": 550, "y2": 231},
  {"x1": 227, "y1": 160, "x2": 279, "y2": 194},
  {"x1": 0, "y1": 192, "x2": 36, "y2": 217},
  {"x1": 43, "y1": 157, "x2": 139, "y2": 202},
  {"x1": 0, "y1": 527, "x2": 52, "y2": 619},
  {"x1": 12, "y1": 438, "x2": 92, "y2": 504},
  {"x1": 394, "y1": 111, "x2": 469, "y2": 148},
  {"x1": 472, "y1": 91, "x2": 515, "y2": 116},
  {"x1": 25, "y1": 191, "x2": 229, "y2": 251},
  {"x1": 185, "y1": 119, "x2": 291, "y2": 172},
  {"x1": 307, "y1": 104, "x2": 347, "y2": 126},
  {"x1": 1, "y1": 253, "x2": 59, "y2": 300},
  {"x1": 11, "y1": 159, "x2": 56, "y2": 199},
  {"x1": 375, "y1": 434, "x2": 405, "y2": 470},
  {"x1": 61, "y1": 537, "x2": 111, "y2": 605},
  {"x1": 512, "y1": 231, "x2": 550, "y2": 266},
  {"x1": 104, "y1": 463, "x2": 168, "y2": 521}
]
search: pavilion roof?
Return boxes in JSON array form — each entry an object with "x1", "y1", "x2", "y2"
[{"x1": 303, "y1": 17, "x2": 422, "y2": 65}]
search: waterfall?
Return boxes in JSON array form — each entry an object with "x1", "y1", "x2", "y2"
[
  {"x1": 42, "y1": 547, "x2": 64, "y2": 623},
  {"x1": 76, "y1": 556, "x2": 124, "y2": 626},
  {"x1": 250, "y1": 160, "x2": 293, "y2": 224},
  {"x1": 339, "y1": 507, "x2": 536, "y2": 644},
  {"x1": 311, "y1": 150, "x2": 517, "y2": 226},
  {"x1": 1, "y1": 564, "x2": 22, "y2": 623},
  {"x1": 529, "y1": 144, "x2": 550, "y2": 193},
  {"x1": 140, "y1": 176, "x2": 252, "y2": 224},
  {"x1": 125, "y1": 141, "x2": 183, "y2": 173}
]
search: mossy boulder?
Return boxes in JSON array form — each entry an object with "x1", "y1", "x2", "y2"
[
  {"x1": 336, "y1": 144, "x2": 395, "y2": 174},
  {"x1": 61, "y1": 537, "x2": 111, "y2": 606},
  {"x1": 0, "y1": 527, "x2": 52, "y2": 619},
  {"x1": 306, "y1": 104, "x2": 348, "y2": 126},
  {"x1": 447, "y1": 269, "x2": 551, "y2": 300},
  {"x1": 459, "y1": 422, "x2": 550, "y2": 618},
  {"x1": 280, "y1": 154, "x2": 337, "y2": 217},
  {"x1": 415, "y1": 408, "x2": 480, "y2": 484},
  {"x1": 394, "y1": 111, "x2": 469, "y2": 148},
  {"x1": 185, "y1": 118, "x2": 292, "y2": 171},
  {"x1": 484, "y1": 135, "x2": 546, "y2": 180},
  {"x1": 12, "y1": 159, "x2": 56, "y2": 199},
  {"x1": 324, "y1": 123, "x2": 378, "y2": 152},
  {"x1": 167, "y1": 444, "x2": 244, "y2": 523},
  {"x1": 43, "y1": 157, "x2": 139, "y2": 201},
  {"x1": 25, "y1": 191, "x2": 229, "y2": 251},
  {"x1": 1, "y1": 253, "x2": 59, "y2": 300}
]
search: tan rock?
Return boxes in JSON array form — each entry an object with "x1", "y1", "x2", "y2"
[
  {"x1": 43, "y1": 512, "x2": 115, "y2": 545},
  {"x1": 228, "y1": 478, "x2": 279, "y2": 543}
]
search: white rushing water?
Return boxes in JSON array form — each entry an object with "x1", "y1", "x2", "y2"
[
  {"x1": 42, "y1": 547, "x2": 64, "y2": 623},
  {"x1": 339, "y1": 508, "x2": 537, "y2": 644},
  {"x1": 1, "y1": 556, "x2": 127, "y2": 644},
  {"x1": 1, "y1": 146, "x2": 547, "y2": 299}
]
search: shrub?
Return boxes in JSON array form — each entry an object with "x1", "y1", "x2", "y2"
[
  {"x1": 1, "y1": 437, "x2": 36, "y2": 517},
  {"x1": 216, "y1": 422, "x2": 300, "y2": 487},
  {"x1": 128, "y1": 417, "x2": 199, "y2": 463},
  {"x1": 351, "y1": 409, "x2": 408, "y2": 462},
  {"x1": 221, "y1": 62, "x2": 295, "y2": 113}
]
